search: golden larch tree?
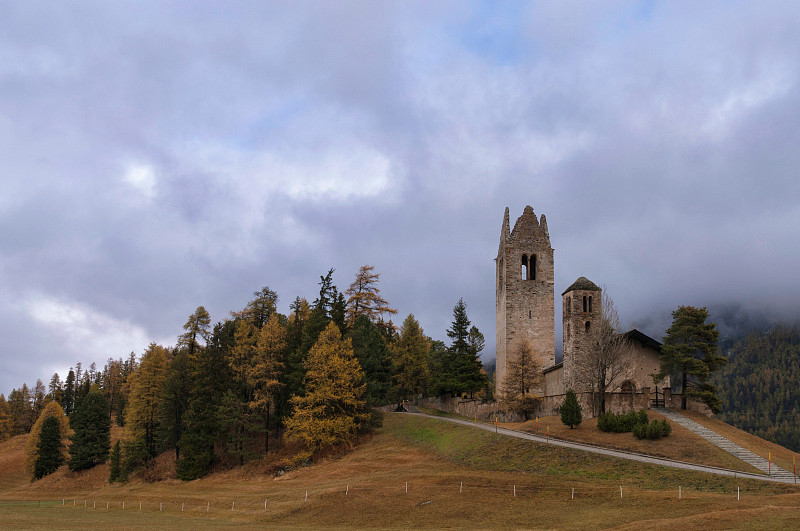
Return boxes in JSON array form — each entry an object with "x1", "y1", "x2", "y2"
[
  {"x1": 24, "y1": 400, "x2": 70, "y2": 477},
  {"x1": 125, "y1": 343, "x2": 169, "y2": 458},
  {"x1": 285, "y1": 321, "x2": 368, "y2": 451},
  {"x1": 345, "y1": 265, "x2": 397, "y2": 325}
]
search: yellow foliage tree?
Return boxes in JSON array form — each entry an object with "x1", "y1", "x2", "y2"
[
  {"x1": 125, "y1": 343, "x2": 169, "y2": 458},
  {"x1": 0, "y1": 394, "x2": 13, "y2": 442},
  {"x1": 285, "y1": 322, "x2": 368, "y2": 451},
  {"x1": 345, "y1": 265, "x2": 397, "y2": 325},
  {"x1": 249, "y1": 314, "x2": 286, "y2": 453},
  {"x1": 24, "y1": 401, "x2": 70, "y2": 478}
]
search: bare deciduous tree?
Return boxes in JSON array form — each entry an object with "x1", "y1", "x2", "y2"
[{"x1": 572, "y1": 290, "x2": 634, "y2": 415}]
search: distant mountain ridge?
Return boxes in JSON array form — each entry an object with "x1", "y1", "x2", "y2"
[{"x1": 713, "y1": 324, "x2": 800, "y2": 452}]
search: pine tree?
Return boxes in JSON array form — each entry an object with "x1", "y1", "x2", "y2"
[
  {"x1": 177, "y1": 321, "x2": 235, "y2": 480},
  {"x1": 34, "y1": 416, "x2": 64, "y2": 479},
  {"x1": 285, "y1": 322, "x2": 368, "y2": 452},
  {"x1": 442, "y1": 299, "x2": 487, "y2": 397},
  {"x1": 656, "y1": 306, "x2": 725, "y2": 412},
  {"x1": 24, "y1": 401, "x2": 70, "y2": 477},
  {"x1": 63, "y1": 369, "x2": 76, "y2": 416},
  {"x1": 560, "y1": 389, "x2": 582, "y2": 429},
  {"x1": 349, "y1": 315, "x2": 392, "y2": 407},
  {"x1": 158, "y1": 348, "x2": 191, "y2": 461},
  {"x1": 392, "y1": 314, "x2": 430, "y2": 403},
  {"x1": 109, "y1": 440, "x2": 121, "y2": 482},
  {"x1": 68, "y1": 389, "x2": 110, "y2": 471}
]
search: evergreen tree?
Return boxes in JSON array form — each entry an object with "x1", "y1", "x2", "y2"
[
  {"x1": 392, "y1": 314, "x2": 430, "y2": 403},
  {"x1": 158, "y1": 348, "x2": 191, "y2": 461},
  {"x1": 177, "y1": 321, "x2": 235, "y2": 480},
  {"x1": 68, "y1": 389, "x2": 111, "y2": 471},
  {"x1": 285, "y1": 322, "x2": 368, "y2": 452},
  {"x1": 24, "y1": 401, "x2": 69, "y2": 477},
  {"x1": 442, "y1": 299, "x2": 488, "y2": 397},
  {"x1": 349, "y1": 315, "x2": 392, "y2": 406},
  {"x1": 63, "y1": 369, "x2": 76, "y2": 416},
  {"x1": 34, "y1": 416, "x2": 64, "y2": 479},
  {"x1": 656, "y1": 306, "x2": 725, "y2": 412},
  {"x1": 109, "y1": 441, "x2": 121, "y2": 482},
  {"x1": 560, "y1": 389, "x2": 583, "y2": 429}
]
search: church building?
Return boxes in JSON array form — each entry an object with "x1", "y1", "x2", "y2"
[{"x1": 495, "y1": 206, "x2": 667, "y2": 415}]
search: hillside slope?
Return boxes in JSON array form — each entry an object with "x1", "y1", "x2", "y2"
[
  {"x1": 713, "y1": 325, "x2": 800, "y2": 452},
  {"x1": 0, "y1": 413, "x2": 798, "y2": 530}
]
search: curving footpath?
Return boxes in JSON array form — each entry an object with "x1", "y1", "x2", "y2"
[{"x1": 407, "y1": 409, "x2": 798, "y2": 485}]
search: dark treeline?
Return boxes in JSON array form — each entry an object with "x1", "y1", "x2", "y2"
[
  {"x1": 713, "y1": 324, "x2": 800, "y2": 452},
  {"x1": 0, "y1": 265, "x2": 490, "y2": 481}
]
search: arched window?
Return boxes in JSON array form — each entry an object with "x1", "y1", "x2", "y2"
[
  {"x1": 583, "y1": 296, "x2": 587, "y2": 312},
  {"x1": 521, "y1": 255, "x2": 528, "y2": 280},
  {"x1": 585, "y1": 321, "x2": 590, "y2": 333},
  {"x1": 566, "y1": 323, "x2": 570, "y2": 340},
  {"x1": 588, "y1": 296, "x2": 593, "y2": 313},
  {"x1": 530, "y1": 254, "x2": 536, "y2": 280},
  {"x1": 529, "y1": 309, "x2": 532, "y2": 319},
  {"x1": 621, "y1": 380, "x2": 635, "y2": 393},
  {"x1": 566, "y1": 296, "x2": 571, "y2": 315}
]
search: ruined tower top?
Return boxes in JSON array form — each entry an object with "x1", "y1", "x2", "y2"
[{"x1": 496, "y1": 205, "x2": 555, "y2": 395}]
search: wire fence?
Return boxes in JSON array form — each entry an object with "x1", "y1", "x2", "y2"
[{"x1": 0, "y1": 478, "x2": 786, "y2": 515}]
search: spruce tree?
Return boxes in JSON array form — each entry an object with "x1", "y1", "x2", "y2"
[
  {"x1": 560, "y1": 389, "x2": 582, "y2": 429},
  {"x1": 68, "y1": 389, "x2": 111, "y2": 471},
  {"x1": 34, "y1": 416, "x2": 64, "y2": 479},
  {"x1": 349, "y1": 315, "x2": 392, "y2": 407}
]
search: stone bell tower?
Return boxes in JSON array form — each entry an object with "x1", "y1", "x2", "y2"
[
  {"x1": 495, "y1": 206, "x2": 555, "y2": 395},
  {"x1": 561, "y1": 277, "x2": 602, "y2": 392}
]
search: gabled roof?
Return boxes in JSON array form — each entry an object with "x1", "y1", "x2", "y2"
[
  {"x1": 561, "y1": 276, "x2": 601, "y2": 295},
  {"x1": 622, "y1": 329, "x2": 662, "y2": 351}
]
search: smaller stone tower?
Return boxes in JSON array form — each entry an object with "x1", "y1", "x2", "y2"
[
  {"x1": 496, "y1": 206, "x2": 555, "y2": 396},
  {"x1": 561, "y1": 277, "x2": 601, "y2": 392}
]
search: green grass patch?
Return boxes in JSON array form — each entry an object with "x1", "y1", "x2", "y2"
[{"x1": 382, "y1": 413, "x2": 796, "y2": 495}]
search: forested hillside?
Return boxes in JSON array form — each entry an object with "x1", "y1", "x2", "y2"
[{"x1": 713, "y1": 325, "x2": 800, "y2": 452}]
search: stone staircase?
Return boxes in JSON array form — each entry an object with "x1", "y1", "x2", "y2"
[{"x1": 653, "y1": 407, "x2": 795, "y2": 480}]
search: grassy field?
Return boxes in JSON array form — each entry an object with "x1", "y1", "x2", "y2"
[{"x1": 1, "y1": 413, "x2": 799, "y2": 529}]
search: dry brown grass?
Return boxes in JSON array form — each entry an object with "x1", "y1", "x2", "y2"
[
  {"x1": 505, "y1": 411, "x2": 762, "y2": 474},
  {"x1": 1, "y1": 413, "x2": 799, "y2": 529}
]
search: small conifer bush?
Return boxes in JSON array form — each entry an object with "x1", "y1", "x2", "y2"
[{"x1": 560, "y1": 389, "x2": 582, "y2": 429}]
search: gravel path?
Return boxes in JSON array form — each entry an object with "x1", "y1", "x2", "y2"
[{"x1": 407, "y1": 409, "x2": 798, "y2": 484}]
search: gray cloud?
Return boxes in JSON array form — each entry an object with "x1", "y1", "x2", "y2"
[{"x1": 2, "y1": 2, "x2": 800, "y2": 394}]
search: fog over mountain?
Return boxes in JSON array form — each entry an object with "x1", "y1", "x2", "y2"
[{"x1": 2, "y1": 2, "x2": 800, "y2": 393}]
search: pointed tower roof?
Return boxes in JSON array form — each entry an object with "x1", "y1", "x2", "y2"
[
  {"x1": 497, "y1": 206, "x2": 511, "y2": 257},
  {"x1": 562, "y1": 276, "x2": 601, "y2": 295}
]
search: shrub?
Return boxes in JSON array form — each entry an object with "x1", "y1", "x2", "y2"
[
  {"x1": 597, "y1": 410, "x2": 648, "y2": 433},
  {"x1": 560, "y1": 390, "x2": 583, "y2": 429},
  {"x1": 633, "y1": 418, "x2": 672, "y2": 440}
]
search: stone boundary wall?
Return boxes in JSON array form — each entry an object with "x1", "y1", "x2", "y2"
[{"x1": 383, "y1": 389, "x2": 711, "y2": 421}]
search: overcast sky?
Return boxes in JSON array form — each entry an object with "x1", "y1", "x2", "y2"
[{"x1": 2, "y1": 1, "x2": 799, "y2": 395}]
